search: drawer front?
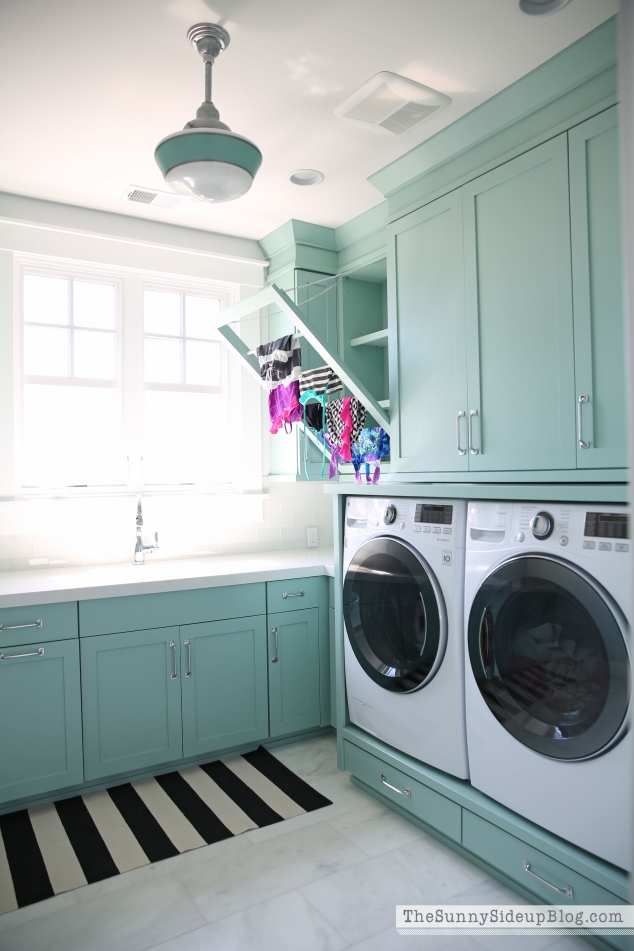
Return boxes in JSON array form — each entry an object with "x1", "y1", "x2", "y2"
[
  {"x1": 344, "y1": 740, "x2": 461, "y2": 843},
  {"x1": 79, "y1": 583, "x2": 266, "y2": 637},
  {"x1": 462, "y1": 811, "x2": 626, "y2": 907},
  {"x1": 0, "y1": 601, "x2": 78, "y2": 649},
  {"x1": 267, "y1": 577, "x2": 320, "y2": 613}
]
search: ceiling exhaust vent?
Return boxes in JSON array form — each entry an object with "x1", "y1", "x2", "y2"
[
  {"x1": 121, "y1": 185, "x2": 185, "y2": 210},
  {"x1": 335, "y1": 71, "x2": 450, "y2": 136}
]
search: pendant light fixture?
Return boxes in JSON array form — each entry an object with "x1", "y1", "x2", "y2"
[{"x1": 155, "y1": 24, "x2": 262, "y2": 204}]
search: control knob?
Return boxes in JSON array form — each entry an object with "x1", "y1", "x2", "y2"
[
  {"x1": 382, "y1": 504, "x2": 397, "y2": 525},
  {"x1": 530, "y1": 511, "x2": 554, "y2": 540}
]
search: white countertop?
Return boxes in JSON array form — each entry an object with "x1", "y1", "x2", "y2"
[{"x1": 0, "y1": 548, "x2": 335, "y2": 608}]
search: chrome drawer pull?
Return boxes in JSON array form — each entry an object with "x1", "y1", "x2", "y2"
[
  {"x1": 469, "y1": 409, "x2": 479, "y2": 455},
  {"x1": 184, "y1": 638, "x2": 191, "y2": 678},
  {"x1": 577, "y1": 395, "x2": 590, "y2": 449},
  {"x1": 0, "y1": 619, "x2": 43, "y2": 632},
  {"x1": 271, "y1": 628, "x2": 279, "y2": 663},
  {"x1": 0, "y1": 647, "x2": 45, "y2": 661},
  {"x1": 381, "y1": 773, "x2": 411, "y2": 798},
  {"x1": 169, "y1": 641, "x2": 178, "y2": 680},
  {"x1": 282, "y1": 590, "x2": 304, "y2": 599},
  {"x1": 524, "y1": 860, "x2": 573, "y2": 899}
]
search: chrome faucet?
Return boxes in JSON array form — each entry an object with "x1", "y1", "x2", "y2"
[{"x1": 134, "y1": 495, "x2": 159, "y2": 565}]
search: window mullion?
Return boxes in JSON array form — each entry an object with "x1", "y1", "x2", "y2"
[
  {"x1": 68, "y1": 277, "x2": 74, "y2": 379},
  {"x1": 123, "y1": 275, "x2": 145, "y2": 490},
  {"x1": 181, "y1": 294, "x2": 186, "y2": 385}
]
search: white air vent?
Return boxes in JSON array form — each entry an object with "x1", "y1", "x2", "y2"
[
  {"x1": 335, "y1": 71, "x2": 450, "y2": 136},
  {"x1": 121, "y1": 185, "x2": 184, "y2": 210}
]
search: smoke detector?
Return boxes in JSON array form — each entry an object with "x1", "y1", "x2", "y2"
[
  {"x1": 121, "y1": 185, "x2": 185, "y2": 210},
  {"x1": 335, "y1": 71, "x2": 450, "y2": 136}
]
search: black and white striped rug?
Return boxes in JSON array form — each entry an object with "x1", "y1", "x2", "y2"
[{"x1": 0, "y1": 746, "x2": 331, "y2": 914}]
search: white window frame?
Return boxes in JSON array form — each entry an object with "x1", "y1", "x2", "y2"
[{"x1": 15, "y1": 255, "x2": 244, "y2": 497}]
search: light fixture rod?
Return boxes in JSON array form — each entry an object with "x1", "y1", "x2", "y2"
[{"x1": 205, "y1": 60, "x2": 212, "y2": 102}]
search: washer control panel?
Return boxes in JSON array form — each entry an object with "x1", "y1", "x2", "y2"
[{"x1": 345, "y1": 497, "x2": 465, "y2": 549}]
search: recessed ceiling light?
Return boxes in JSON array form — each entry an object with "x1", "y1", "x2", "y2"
[
  {"x1": 290, "y1": 169, "x2": 325, "y2": 186},
  {"x1": 517, "y1": 0, "x2": 572, "y2": 15}
]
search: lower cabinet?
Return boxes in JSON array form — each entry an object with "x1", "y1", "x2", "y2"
[
  {"x1": 0, "y1": 638, "x2": 83, "y2": 803},
  {"x1": 268, "y1": 608, "x2": 321, "y2": 737},
  {"x1": 181, "y1": 616, "x2": 269, "y2": 758},
  {"x1": 81, "y1": 617, "x2": 270, "y2": 780},
  {"x1": 81, "y1": 627, "x2": 183, "y2": 780}
]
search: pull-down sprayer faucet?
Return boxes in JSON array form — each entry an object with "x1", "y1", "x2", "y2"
[{"x1": 134, "y1": 495, "x2": 159, "y2": 565}]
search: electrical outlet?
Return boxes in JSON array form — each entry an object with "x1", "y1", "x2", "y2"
[{"x1": 307, "y1": 526, "x2": 318, "y2": 548}]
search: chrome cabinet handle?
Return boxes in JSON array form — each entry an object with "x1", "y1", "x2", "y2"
[
  {"x1": 524, "y1": 860, "x2": 573, "y2": 899},
  {"x1": 577, "y1": 395, "x2": 589, "y2": 449},
  {"x1": 271, "y1": 627, "x2": 279, "y2": 663},
  {"x1": 169, "y1": 641, "x2": 178, "y2": 680},
  {"x1": 0, "y1": 647, "x2": 45, "y2": 661},
  {"x1": 456, "y1": 411, "x2": 466, "y2": 455},
  {"x1": 468, "y1": 410, "x2": 479, "y2": 455},
  {"x1": 0, "y1": 619, "x2": 42, "y2": 632},
  {"x1": 282, "y1": 590, "x2": 304, "y2": 599},
  {"x1": 184, "y1": 638, "x2": 191, "y2": 678},
  {"x1": 381, "y1": 773, "x2": 411, "y2": 798}
]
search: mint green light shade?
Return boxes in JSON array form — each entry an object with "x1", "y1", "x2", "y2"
[{"x1": 155, "y1": 129, "x2": 262, "y2": 203}]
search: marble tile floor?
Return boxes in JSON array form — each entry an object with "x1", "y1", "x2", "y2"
[{"x1": 0, "y1": 734, "x2": 589, "y2": 951}]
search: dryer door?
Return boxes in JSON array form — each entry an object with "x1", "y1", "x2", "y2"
[
  {"x1": 468, "y1": 554, "x2": 630, "y2": 760},
  {"x1": 343, "y1": 537, "x2": 447, "y2": 693}
]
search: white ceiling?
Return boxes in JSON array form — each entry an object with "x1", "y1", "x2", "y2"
[{"x1": 0, "y1": 0, "x2": 618, "y2": 242}]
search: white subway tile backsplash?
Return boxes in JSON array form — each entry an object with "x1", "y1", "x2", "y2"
[{"x1": 0, "y1": 481, "x2": 335, "y2": 573}]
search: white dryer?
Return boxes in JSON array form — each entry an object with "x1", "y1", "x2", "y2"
[
  {"x1": 464, "y1": 500, "x2": 631, "y2": 870},
  {"x1": 343, "y1": 496, "x2": 469, "y2": 779}
]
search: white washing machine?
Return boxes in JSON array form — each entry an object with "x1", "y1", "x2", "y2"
[
  {"x1": 343, "y1": 496, "x2": 469, "y2": 779},
  {"x1": 465, "y1": 500, "x2": 631, "y2": 870}
]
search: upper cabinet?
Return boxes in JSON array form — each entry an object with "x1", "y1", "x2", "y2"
[
  {"x1": 388, "y1": 113, "x2": 625, "y2": 478},
  {"x1": 388, "y1": 190, "x2": 468, "y2": 473},
  {"x1": 462, "y1": 134, "x2": 576, "y2": 472},
  {"x1": 569, "y1": 106, "x2": 625, "y2": 469}
]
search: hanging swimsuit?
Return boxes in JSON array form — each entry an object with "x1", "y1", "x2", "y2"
[
  {"x1": 298, "y1": 368, "x2": 342, "y2": 479},
  {"x1": 351, "y1": 427, "x2": 390, "y2": 484},
  {"x1": 268, "y1": 380, "x2": 303, "y2": 434}
]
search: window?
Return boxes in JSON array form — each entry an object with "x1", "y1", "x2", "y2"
[
  {"x1": 18, "y1": 262, "x2": 243, "y2": 493},
  {"x1": 143, "y1": 289, "x2": 228, "y2": 486},
  {"x1": 21, "y1": 271, "x2": 125, "y2": 487}
]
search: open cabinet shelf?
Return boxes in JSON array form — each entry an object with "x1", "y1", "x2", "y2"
[{"x1": 350, "y1": 328, "x2": 388, "y2": 348}]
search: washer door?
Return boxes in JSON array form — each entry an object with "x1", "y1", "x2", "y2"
[
  {"x1": 468, "y1": 554, "x2": 630, "y2": 760},
  {"x1": 343, "y1": 536, "x2": 447, "y2": 693}
]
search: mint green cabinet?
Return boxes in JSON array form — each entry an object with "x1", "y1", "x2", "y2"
[
  {"x1": 268, "y1": 608, "x2": 321, "y2": 737},
  {"x1": 0, "y1": 638, "x2": 83, "y2": 804},
  {"x1": 569, "y1": 106, "x2": 626, "y2": 469},
  {"x1": 388, "y1": 190, "x2": 468, "y2": 473},
  {"x1": 81, "y1": 627, "x2": 183, "y2": 781},
  {"x1": 462, "y1": 134, "x2": 576, "y2": 472},
  {"x1": 181, "y1": 617, "x2": 269, "y2": 758}
]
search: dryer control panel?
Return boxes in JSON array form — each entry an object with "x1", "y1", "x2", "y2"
[{"x1": 467, "y1": 501, "x2": 630, "y2": 560}]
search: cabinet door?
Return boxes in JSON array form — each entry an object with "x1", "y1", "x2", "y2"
[
  {"x1": 81, "y1": 627, "x2": 182, "y2": 781},
  {"x1": 268, "y1": 608, "x2": 321, "y2": 737},
  {"x1": 569, "y1": 106, "x2": 625, "y2": 469},
  {"x1": 388, "y1": 190, "x2": 469, "y2": 473},
  {"x1": 463, "y1": 134, "x2": 576, "y2": 471},
  {"x1": 181, "y1": 616, "x2": 269, "y2": 759},
  {"x1": 0, "y1": 639, "x2": 83, "y2": 804}
]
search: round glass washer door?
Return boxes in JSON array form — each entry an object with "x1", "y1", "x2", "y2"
[
  {"x1": 468, "y1": 554, "x2": 630, "y2": 761},
  {"x1": 343, "y1": 536, "x2": 447, "y2": 693}
]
